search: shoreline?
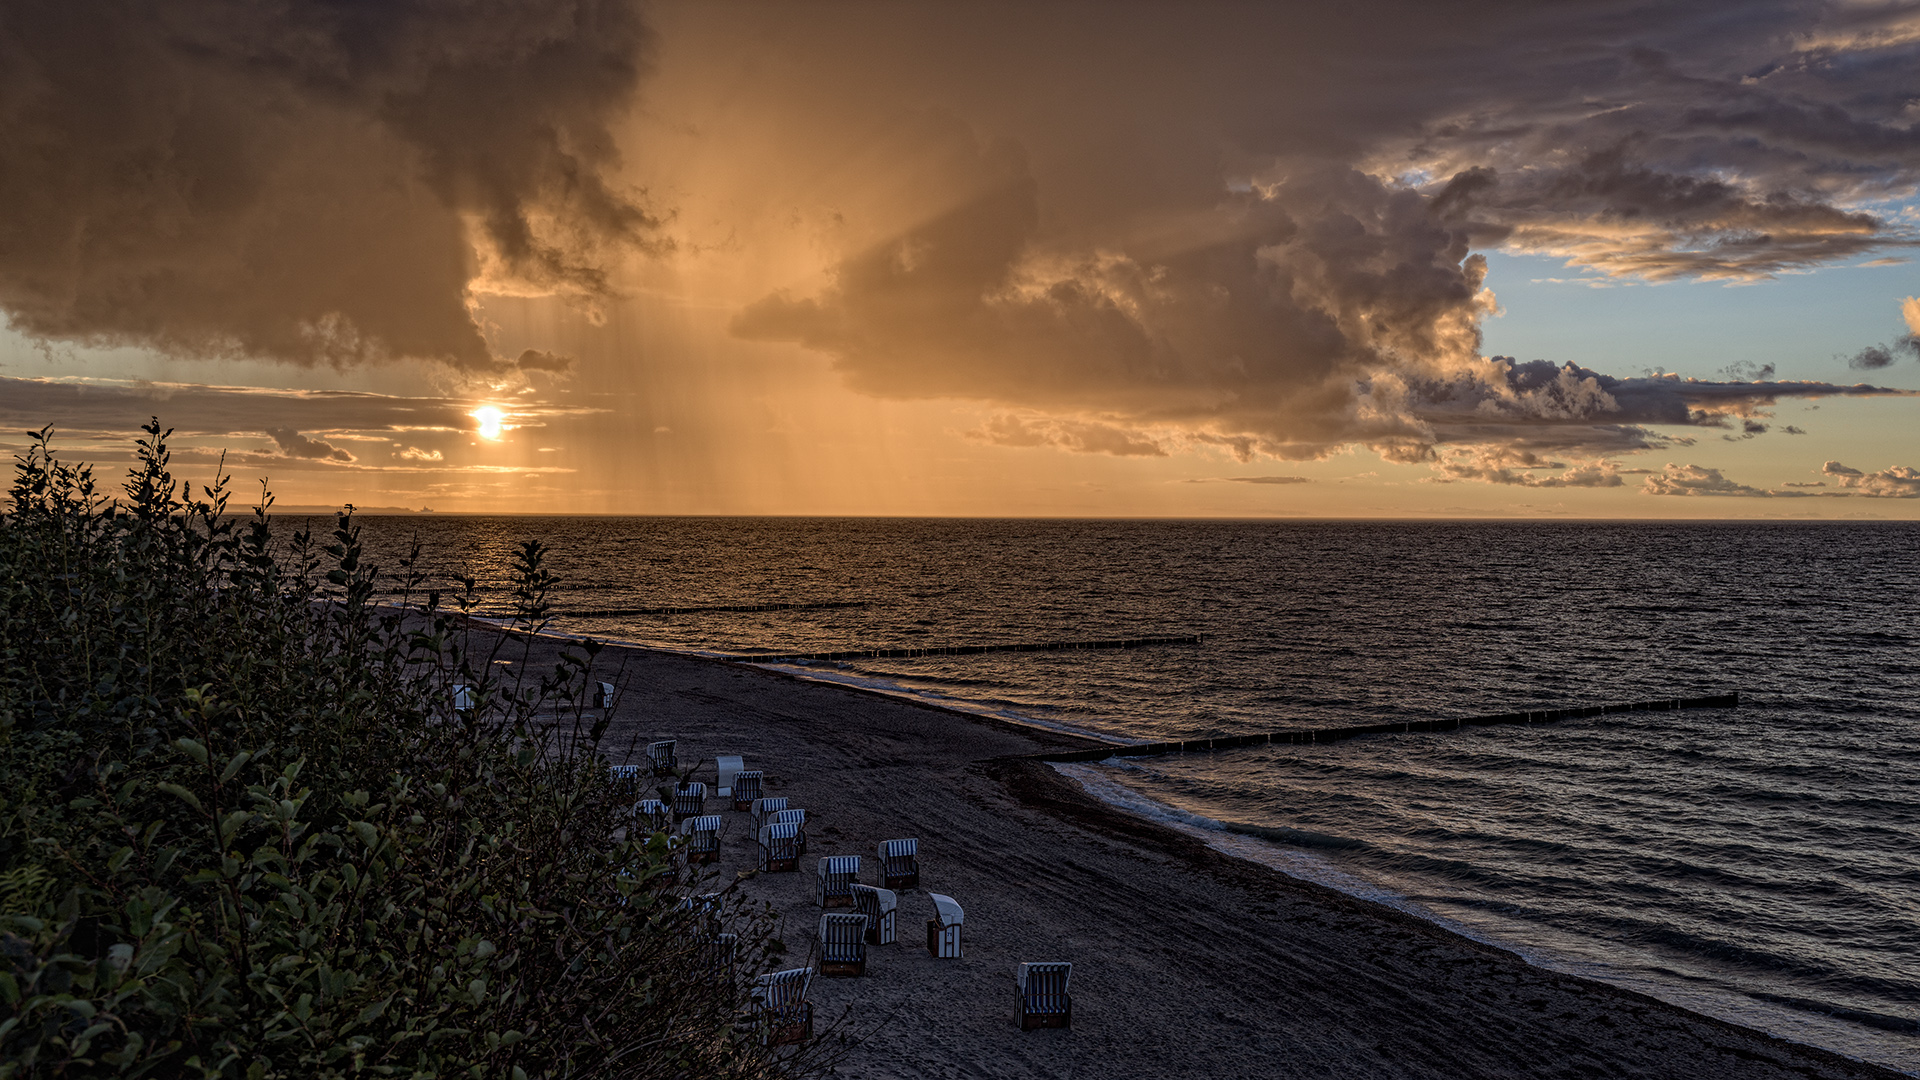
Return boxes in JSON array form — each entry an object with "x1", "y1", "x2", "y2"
[{"x1": 487, "y1": 626, "x2": 1910, "y2": 1078}]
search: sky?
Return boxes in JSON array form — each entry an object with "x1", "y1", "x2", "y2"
[{"x1": 3, "y1": 0, "x2": 1920, "y2": 518}]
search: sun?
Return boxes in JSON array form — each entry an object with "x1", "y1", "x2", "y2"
[{"x1": 471, "y1": 405, "x2": 506, "y2": 440}]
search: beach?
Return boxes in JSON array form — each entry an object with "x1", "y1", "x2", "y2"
[{"x1": 486, "y1": 629, "x2": 1906, "y2": 1080}]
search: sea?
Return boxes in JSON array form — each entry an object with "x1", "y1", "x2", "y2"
[{"x1": 343, "y1": 516, "x2": 1920, "y2": 1074}]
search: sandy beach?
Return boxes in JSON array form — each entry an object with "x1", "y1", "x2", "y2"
[{"x1": 516, "y1": 632, "x2": 1903, "y2": 1080}]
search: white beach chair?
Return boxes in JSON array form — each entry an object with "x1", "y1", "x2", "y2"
[
  {"x1": 750, "y1": 796, "x2": 789, "y2": 829},
  {"x1": 816, "y1": 855, "x2": 860, "y2": 908},
  {"x1": 595, "y1": 681, "x2": 616, "y2": 709},
  {"x1": 677, "y1": 891, "x2": 723, "y2": 924},
  {"x1": 680, "y1": 814, "x2": 722, "y2": 864},
  {"x1": 877, "y1": 838, "x2": 919, "y2": 890},
  {"x1": 926, "y1": 893, "x2": 963, "y2": 959},
  {"x1": 850, "y1": 884, "x2": 897, "y2": 946},
  {"x1": 817, "y1": 912, "x2": 868, "y2": 977},
  {"x1": 751, "y1": 968, "x2": 813, "y2": 1046},
  {"x1": 770, "y1": 808, "x2": 807, "y2": 855},
  {"x1": 671, "y1": 781, "x2": 706, "y2": 821},
  {"x1": 453, "y1": 684, "x2": 475, "y2": 712},
  {"x1": 716, "y1": 755, "x2": 745, "y2": 798},
  {"x1": 646, "y1": 739, "x2": 677, "y2": 775},
  {"x1": 758, "y1": 821, "x2": 802, "y2": 872},
  {"x1": 635, "y1": 798, "x2": 670, "y2": 832},
  {"x1": 1016, "y1": 962, "x2": 1073, "y2": 1030},
  {"x1": 731, "y1": 770, "x2": 764, "y2": 811}
]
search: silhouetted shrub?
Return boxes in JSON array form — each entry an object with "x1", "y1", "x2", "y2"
[{"x1": 0, "y1": 422, "x2": 809, "y2": 1078}]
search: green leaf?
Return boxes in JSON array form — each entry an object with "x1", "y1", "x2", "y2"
[
  {"x1": 156, "y1": 783, "x2": 203, "y2": 813},
  {"x1": 173, "y1": 738, "x2": 208, "y2": 765},
  {"x1": 218, "y1": 751, "x2": 252, "y2": 785}
]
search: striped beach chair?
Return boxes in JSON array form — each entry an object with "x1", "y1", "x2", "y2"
[
  {"x1": 850, "y1": 884, "x2": 897, "y2": 946},
  {"x1": 817, "y1": 912, "x2": 867, "y2": 977},
  {"x1": 608, "y1": 764, "x2": 644, "y2": 800},
  {"x1": 750, "y1": 796, "x2": 788, "y2": 829},
  {"x1": 877, "y1": 838, "x2": 919, "y2": 889},
  {"x1": 751, "y1": 968, "x2": 813, "y2": 1046},
  {"x1": 671, "y1": 782, "x2": 706, "y2": 821},
  {"x1": 680, "y1": 815, "x2": 722, "y2": 864},
  {"x1": 758, "y1": 821, "x2": 801, "y2": 872},
  {"x1": 646, "y1": 739, "x2": 677, "y2": 775},
  {"x1": 927, "y1": 893, "x2": 963, "y2": 958},
  {"x1": 701, "y1": 932, "x2": 738, "y2": 985},
  {"x1": 635, "y1": 798, "x2": 670, "y2": 832},
  {"x1": 1016, "y1": 962, "x2": 1072, "y2": 1030},
  {"x1": 677, "y1": 891, "x2": 723, "y2": 925},
  {"x1": 731, "y1": 770, "x2": 764, "y2": 811},
  {"x1": 595, "y1": 680, "x2": 616, "y2": 709},
  {"x1": 770, "y1": 808, "x2": 807, "y2": 855},
  {"x1": 816, "y1": 856, "x2": 859, "y2": 908}
]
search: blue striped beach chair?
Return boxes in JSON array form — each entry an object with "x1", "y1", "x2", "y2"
[
  {"x1": 770, "y1": 808, "x2": 807, "y2": 855},
  {"x1": 646, "y1": 739, "x2": 677, "y2": 775},
  {"x1": 752, "y1": 968, "x2": 813, "y2": 1046},
  {"x1": 635, "y1": 798, "x2": 670, "y2": 832},
  {"x1": 750, "y1": 796, "x2": 788, "y2": 829},
  {"x1": 817, "y1": 912, "x2": 867, "y2": 977},
  {"x1": 609, "y1": 764, "x2": 644, "y2": 800},
  {"x1": 731, "y1": 770, "x2": 764, "y2": 811},
  {"x1": 1017, "y1": 962, "x2": 1072, "y2": 1030},
  {"x1": 671, "y1": 782, "x2": 706, "y2": 821},
  {"x1": 850, "y1": 884, "x2": 897, "y2": 946},
  {"x1": 680, "y1": 814, "x2": 722, "y2": 864},
  {"x1": 816, "y1": 855, "x2": 859, "y2": 908},
  {"x1": 877, "y1": 837, "x2": 919, "y2": 889},
  {"x1": 758, "y1": 821, "x2": 801, "y2": 872}
]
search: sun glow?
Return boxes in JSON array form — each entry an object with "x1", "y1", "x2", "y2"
[{"x1": 471, "y1": 405, "x2": 506, "y2": 440}]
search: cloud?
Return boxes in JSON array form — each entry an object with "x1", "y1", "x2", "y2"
[
  {"x1": 0, "y1": 0, "x2": 659, "y2": 370},
  {"x1": 265, "y1": 427, "x2": 353, "y2": 462},
  {"x1": 1848, "y1": 339, "x2": 1920, "y2": 369},
  {"x1": 513, "y1": 349, "x2": 576, "y2": 373},
  {"x1": 1823, "y1": 460, "x2": 1920, "y2": 497},
  {"x1": 706, "y1": 4, "x2": 1920, "y2": 479},
  {"x1": 969, "y1": 413, "x2": 1167, "y2": 457},
  {"x1": 1641, "y1": 463, "x2": 1806, "y2": 498},
  {"x1": 1191, "y1": 475, "x2": 1312, "y2": 485}
]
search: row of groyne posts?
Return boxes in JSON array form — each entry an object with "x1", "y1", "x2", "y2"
[{"x1": 1036, "y1": 693, "x2": 1742, "y2": 763}]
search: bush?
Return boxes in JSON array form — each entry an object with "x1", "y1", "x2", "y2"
[{"x1": 0, "y1": 422, "x2": 808, "y2": 1078}]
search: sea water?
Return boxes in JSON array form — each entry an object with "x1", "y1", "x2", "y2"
[{"x1": 346, "y1": 517, "x2": 1920, "y2": 1073}]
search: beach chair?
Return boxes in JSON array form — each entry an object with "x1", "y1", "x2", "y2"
[
  {"x1": 816, "y1": 856, "x2": 860, "y2": 908},
  {"x1": 646, "y1": 739, "x2": 677, "y2": 775},
  {"x1": 671, "y1": 782, "x2": 707, "y2": 821},
  {"x1": 731, "y1": 771, "x2": 764, "y2": 811},
  {"x1": 750, "y1": 796, "x2": 789, "y2": 829},
  {"x1": 927, "y1": 893, "x2": 963, "y2": 958},
  {"x1": 595, "y1": 681, "x2": 616, "y2": 709},
  {"x1": 1016, "y1": 962, "x2": 1072, "y2": 1030},
  {"x1": 817, "y1": 912, "x2": 868, "y2": 977},
  {"x1": 700, "y1": 932, "x2": 738, "y2": 985},
  {"x1": 635, "y1": 798, "x2": 670, "y2": 832},
  {"x1": 877, "y1": 838, "x2": 919, "y2": 889},
  {"x1": 716, "y1": 755, "x2": 744, "y2": 798},
  {"x1": 680, "y1": 815, "x2": 722, "y2": 864},
  {"x1": 453, "y1": 684, "x2": 475, "y2": 712},
  {"x1": 609, "y1": 764, "x2": 644, "y2": 800},
  {"x1": 677, "y1": 891, "x2": 723, "y2": 925},
  {"x1": 770, "y1": 808, "x2": 807, "y2": 855},
  {"x1": 758, "y1": 821, "x2": 801, "y2": 872},
  {"x1": 751, "y1": 968, "x2": 813, "y2": 1046},
  {"x1": 850, "y1": 884, "x2": 897, "y2": 946}
]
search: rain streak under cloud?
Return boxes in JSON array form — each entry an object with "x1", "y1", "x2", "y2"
[{"x1": 2, "y1": 0, "x2": 1920, "y2": 512}]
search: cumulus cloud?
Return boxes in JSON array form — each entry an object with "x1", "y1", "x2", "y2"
[
  {"x1": 969, "y1": 413, "x2": 1168, "y2": 457},
  {"x1": 713, "y1": 3, "x2": 1920, "y2": 482},
  {"x1": 265, "y1": 427, "x2": 353, "y2": 463},
  {"x1": 0, "y1": 0, "x2": 658, "y2": 371},
  {"x1": 1641, "y1": 464, "x2": 1803, "y2": 498},
  {"x1": 1823, "y1": 460, "x2": 1920, "y2": 497}
]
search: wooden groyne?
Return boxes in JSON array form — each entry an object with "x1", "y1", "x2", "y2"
[
  {"x1": 470, "y1": 600, "x2": 874, "y2": 619},
  {"x1": 1038, "y1": 692, "x2": 1741, "y2": 762},
  {"x1": 747, "y1": 634, "x2": 1204, "y2": 664}
]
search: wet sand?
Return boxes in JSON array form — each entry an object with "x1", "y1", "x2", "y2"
[{"x1": 517, "y1": 632, "x2": 1901, "y2": 1079}]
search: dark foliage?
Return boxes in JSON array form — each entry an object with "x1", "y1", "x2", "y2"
[{"x1": 0, "y1": 422, "x2": 811, "y2": 1078}]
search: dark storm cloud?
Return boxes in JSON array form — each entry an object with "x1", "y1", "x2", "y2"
[
  {"x1": 718, "y1": 2, "x2": 1920, "y2": 483},
  {"x1": 1848, "y1": 338, "x2": 1920, "y2": 369},
  {"x1": 0, "y1": 0, "x2": 656, "y2": 370}
]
